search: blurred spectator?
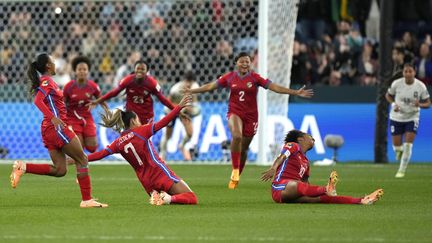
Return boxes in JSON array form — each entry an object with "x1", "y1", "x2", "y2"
[
  {"x1": 51, "y1": 43, "x2": 71, "y2": 87},
  {"x1": 348, "y1": 0, "x2": 373, "y2": 37},
  {"x1": 401, "y1": 31, "x2": 418, "y2": 55},
  {"x1": 328, "y1": 70, "x2": 342, "y2": 86},
  {"x1": 415, "y1": 42, "x2": 432, "y2": 85},
  {"x1": 308, "y1": 41, "x2": 331, "y2": 85},
  {"x1": 296, "y1": 0, "x2": 331, "y2": 43},
  {"x1": 356, "y1": 41, "x2": 379, "y2": 86},
  {"x1": 291, "y1": 40, "x2": 309, "y2": 85},
  {"x1": 97, "y1": 21, "x2": 130, "y2": 84},
  {"x1": 331, "y1": 20, "x2": 360, "y2": 85},
  {"x1": 114, "y1": 50, "x2": 142, "y2": 85}
]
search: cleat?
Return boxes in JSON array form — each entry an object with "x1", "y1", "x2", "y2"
[
  {"x1": 395, "y1": 171, "x2": 405, "y2": 178},
  {"x1": 80, "y1": 199, "x2": 108, "y2": 208},
  {"x1": 228, "y1": 169, "x2": 240, "y2": 189},
  {"x1": 360, "y1": 189, "x2": 384, "y2": 205},
  {"x1": 395, "y1": 151, "x2": 403, "y2": 161},
  {"x1": 10, "y1": 160, "x2": 25, "y2": 189},
  {"x1": 228, "y1": 180, "x2": 238, "y2": 189},
  {"x1": 149, "y1": 190, "x2": 163, "y2": 206},
  {"x1": 159, "y1": 191, "x2": 172, "y2": 205},
  {"x1": 326, "y1": 170, "x2": 338, "y2": 196}
]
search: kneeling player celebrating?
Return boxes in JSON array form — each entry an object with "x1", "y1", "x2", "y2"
[
  {"x1": 261, "y1": 130, "x2": 383, "y2": 205},
  {"x1": 70, "y1": 95, "x2": 198, "y2": 205}
]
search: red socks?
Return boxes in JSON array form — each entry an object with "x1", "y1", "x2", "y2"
[
  {"x1": 77, "y1": 175, "x2": 92, "y2": 201},
  {"x1": 320, "y1": 195, "x2": 362, "y2": 204},
  {"x1": 231, "y1": 152, "x2": 240, "y2": 170},
  {"x1": 297, "y1": 181, "x2": 326, "y2": 197},
  {"x1": 171, "y1": 192, "x2": 198, "y2": 205},
  {"x1": 239, "y1": 160, "x2": 246, "y2": 174},
  {"x1": 25, "y1": 163, "x2": 51, "y2": 175}
]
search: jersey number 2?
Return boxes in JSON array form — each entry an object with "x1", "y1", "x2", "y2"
[
  {"x1": 124, "y1": 142, "x2": 143, "y2": 165},
  {"x1": 239, "y1": 91, "x2": 245, "y2": 101}
]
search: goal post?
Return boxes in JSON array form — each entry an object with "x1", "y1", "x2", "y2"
[{"x1": 256, "y1": 0, "x2": 299, "y2": 165}]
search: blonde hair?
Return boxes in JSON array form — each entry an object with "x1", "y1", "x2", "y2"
[{"x1": 100, "y1": 109, "x2": 126, "y2": 133}]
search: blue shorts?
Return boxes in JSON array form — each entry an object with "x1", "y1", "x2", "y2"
[{"x1": 390, "y1": 119, "x2": 418, "y2": 135}]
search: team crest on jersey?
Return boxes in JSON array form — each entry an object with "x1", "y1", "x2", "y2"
[
  {"x1": 247, "y1": 82, "x2": 252, "y2": 88},
  {"x1": 41, "y1": 80, "x2": 49, "y2": 86},
  {"x1": 143, "y1": 90, "x2": 149, "y2": 95},
  {"x1": 85, "y1": 93, "x2": 91, "y2": 98}
]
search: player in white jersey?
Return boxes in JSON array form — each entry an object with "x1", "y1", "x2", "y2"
[
  {"x1": 160, "y1": 71, "x2": 201, "y2": 161},
  {"x1": 386, "y1": 63, "x2": 431, "y2": 178}
]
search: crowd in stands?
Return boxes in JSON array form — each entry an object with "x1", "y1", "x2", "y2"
[{"x1": 1, "y1": 0, "x2": 431, "y2": 88}]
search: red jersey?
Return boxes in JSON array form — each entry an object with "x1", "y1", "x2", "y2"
[
  {"x1": 100, "y1": 106, "x2": 182, "y2": 176},
  {"x1": 272, "y1": 142, "x2": 310, "y2": 184},
  {"x1": 34, "y1": 75, "x2": 68, "y2": 129},
  {"x1": 101, "y1": 74, "x2": 174, "y2": 121},
  {"x1": 216, "y1": 71, "x2": 271, "y2": 115},
  {"x1": 63, "y1": 80, "x2": 101, "y2": 118}
]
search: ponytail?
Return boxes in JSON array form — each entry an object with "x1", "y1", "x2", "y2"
[
  {"x1": 100, "y1": 109, "x2": 137, "y2": 133},
  {"x1": 27, "y1": 62, "x2": 40, "y2": 96},
  {"x1": 26, "y1": 53, "x2": 50, "y2": 96}
]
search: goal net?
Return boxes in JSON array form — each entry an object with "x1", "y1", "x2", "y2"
[{"x1": 0, "y1": 0, "x2": 299, "y2": 163}]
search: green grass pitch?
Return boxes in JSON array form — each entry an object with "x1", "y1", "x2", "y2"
[{"x1": 1, "y1": 163, "x2": 431, "y2": 242}]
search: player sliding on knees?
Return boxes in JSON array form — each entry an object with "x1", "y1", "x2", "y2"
[
  {"x1": 69, "y1": 94, "x2": 198, "y2": 206},
  {"x1": 261, "y1": 130, "x2": 383, "y2": 205}
]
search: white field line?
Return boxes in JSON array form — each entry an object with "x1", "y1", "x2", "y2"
[
  {"x1": 1, "y1": 234, "x2": 426, "y2": 242},
  {"x1": 0, "y1": 159, "x2": 431, "y2": 167}
]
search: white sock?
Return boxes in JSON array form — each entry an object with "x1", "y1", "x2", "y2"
[
  {"x1": 398, "y1": 143, "x2": 413, "y2": 173},
  {"x1": 160, "y1": 192, "x2": 171, "y2": 204},
  {"x1": 392, "y1": 145, "x2": 403, "y2": 153}
]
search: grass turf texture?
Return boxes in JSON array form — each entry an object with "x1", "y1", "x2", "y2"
[{"x1": 1, "y1": 163, "x2": 431, "y2": 243}]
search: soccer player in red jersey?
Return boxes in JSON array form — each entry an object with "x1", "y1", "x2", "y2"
[
  {"x1": 261, "y1": 130, "x2": 384, "y2": 205},
  {"x1": 63, "y1": 56, "x2": 108, "y2": 153},
  {"x1": 75, "y1": 94, "x2": 198, "y2": 205},
  {"x1": 185, "y1": 52, "x2": 314, "y2": 189},
  {"x1": 10, "y1": 53, "x2": 108, "y2": 208},
  {"x1": 88, "y1": 60, "x2": 175, "y2": 124}
]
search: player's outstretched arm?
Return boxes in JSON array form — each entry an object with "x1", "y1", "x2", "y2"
[
  {"x1": 184, "y1": 81, "x2": 218, "y2": 94},
  {"x1": 153, "y1": 95, "x2": 193, "y2": 133},
  {"x1": 260, "y1": 154, "x2": 286, "y2": 182},
  {"x1": 268, "y1": 84, "x2": 314, "y2": 98},
  {"x1": 67, "y1": 149, "x2": 111, "y2": 165}
]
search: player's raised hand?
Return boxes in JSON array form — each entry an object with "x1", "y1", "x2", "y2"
[
  {"x1": 179, "y1": 94, "x2": 193, "y2": 108},
  {"x1": 261, "y1": 168, "x2": 276, "y2": 182},
  {"x1": 296, "y1": 85, "x2": 314, "y2": 98},
  {"x1": 86, "y1": 101, "x2": 98, "y2": 111}
]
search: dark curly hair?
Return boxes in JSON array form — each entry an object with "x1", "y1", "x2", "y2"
[
  {"x1": 71, "y1": 55, "x2": 91, "y2": 71},
  {"x1": 284, "y1": 130, "x2": 307, "y2": 143}
]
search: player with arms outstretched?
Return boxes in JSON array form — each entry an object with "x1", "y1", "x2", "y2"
[
  {"x1": 10, "y1": 53, "x2": 107, "y2": 208},
  {"x1": 74, "y1": 94, "x2": 198, "y2": 205},
  {"x1": 63, "y1": 56, "x2": 108, "y2": 153},
  {"x1": 261, "y1": 130, "x2": 384, "y2": 205},
  {"x1": 386, "y1": 63, "x2": 430, "y2": 178},
  {"x1": 88, "y1": 60, "x2": 175, "y2": 124},
  {"x1": 185, "y1": 52, "x2": 314, "y2": 189}
]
